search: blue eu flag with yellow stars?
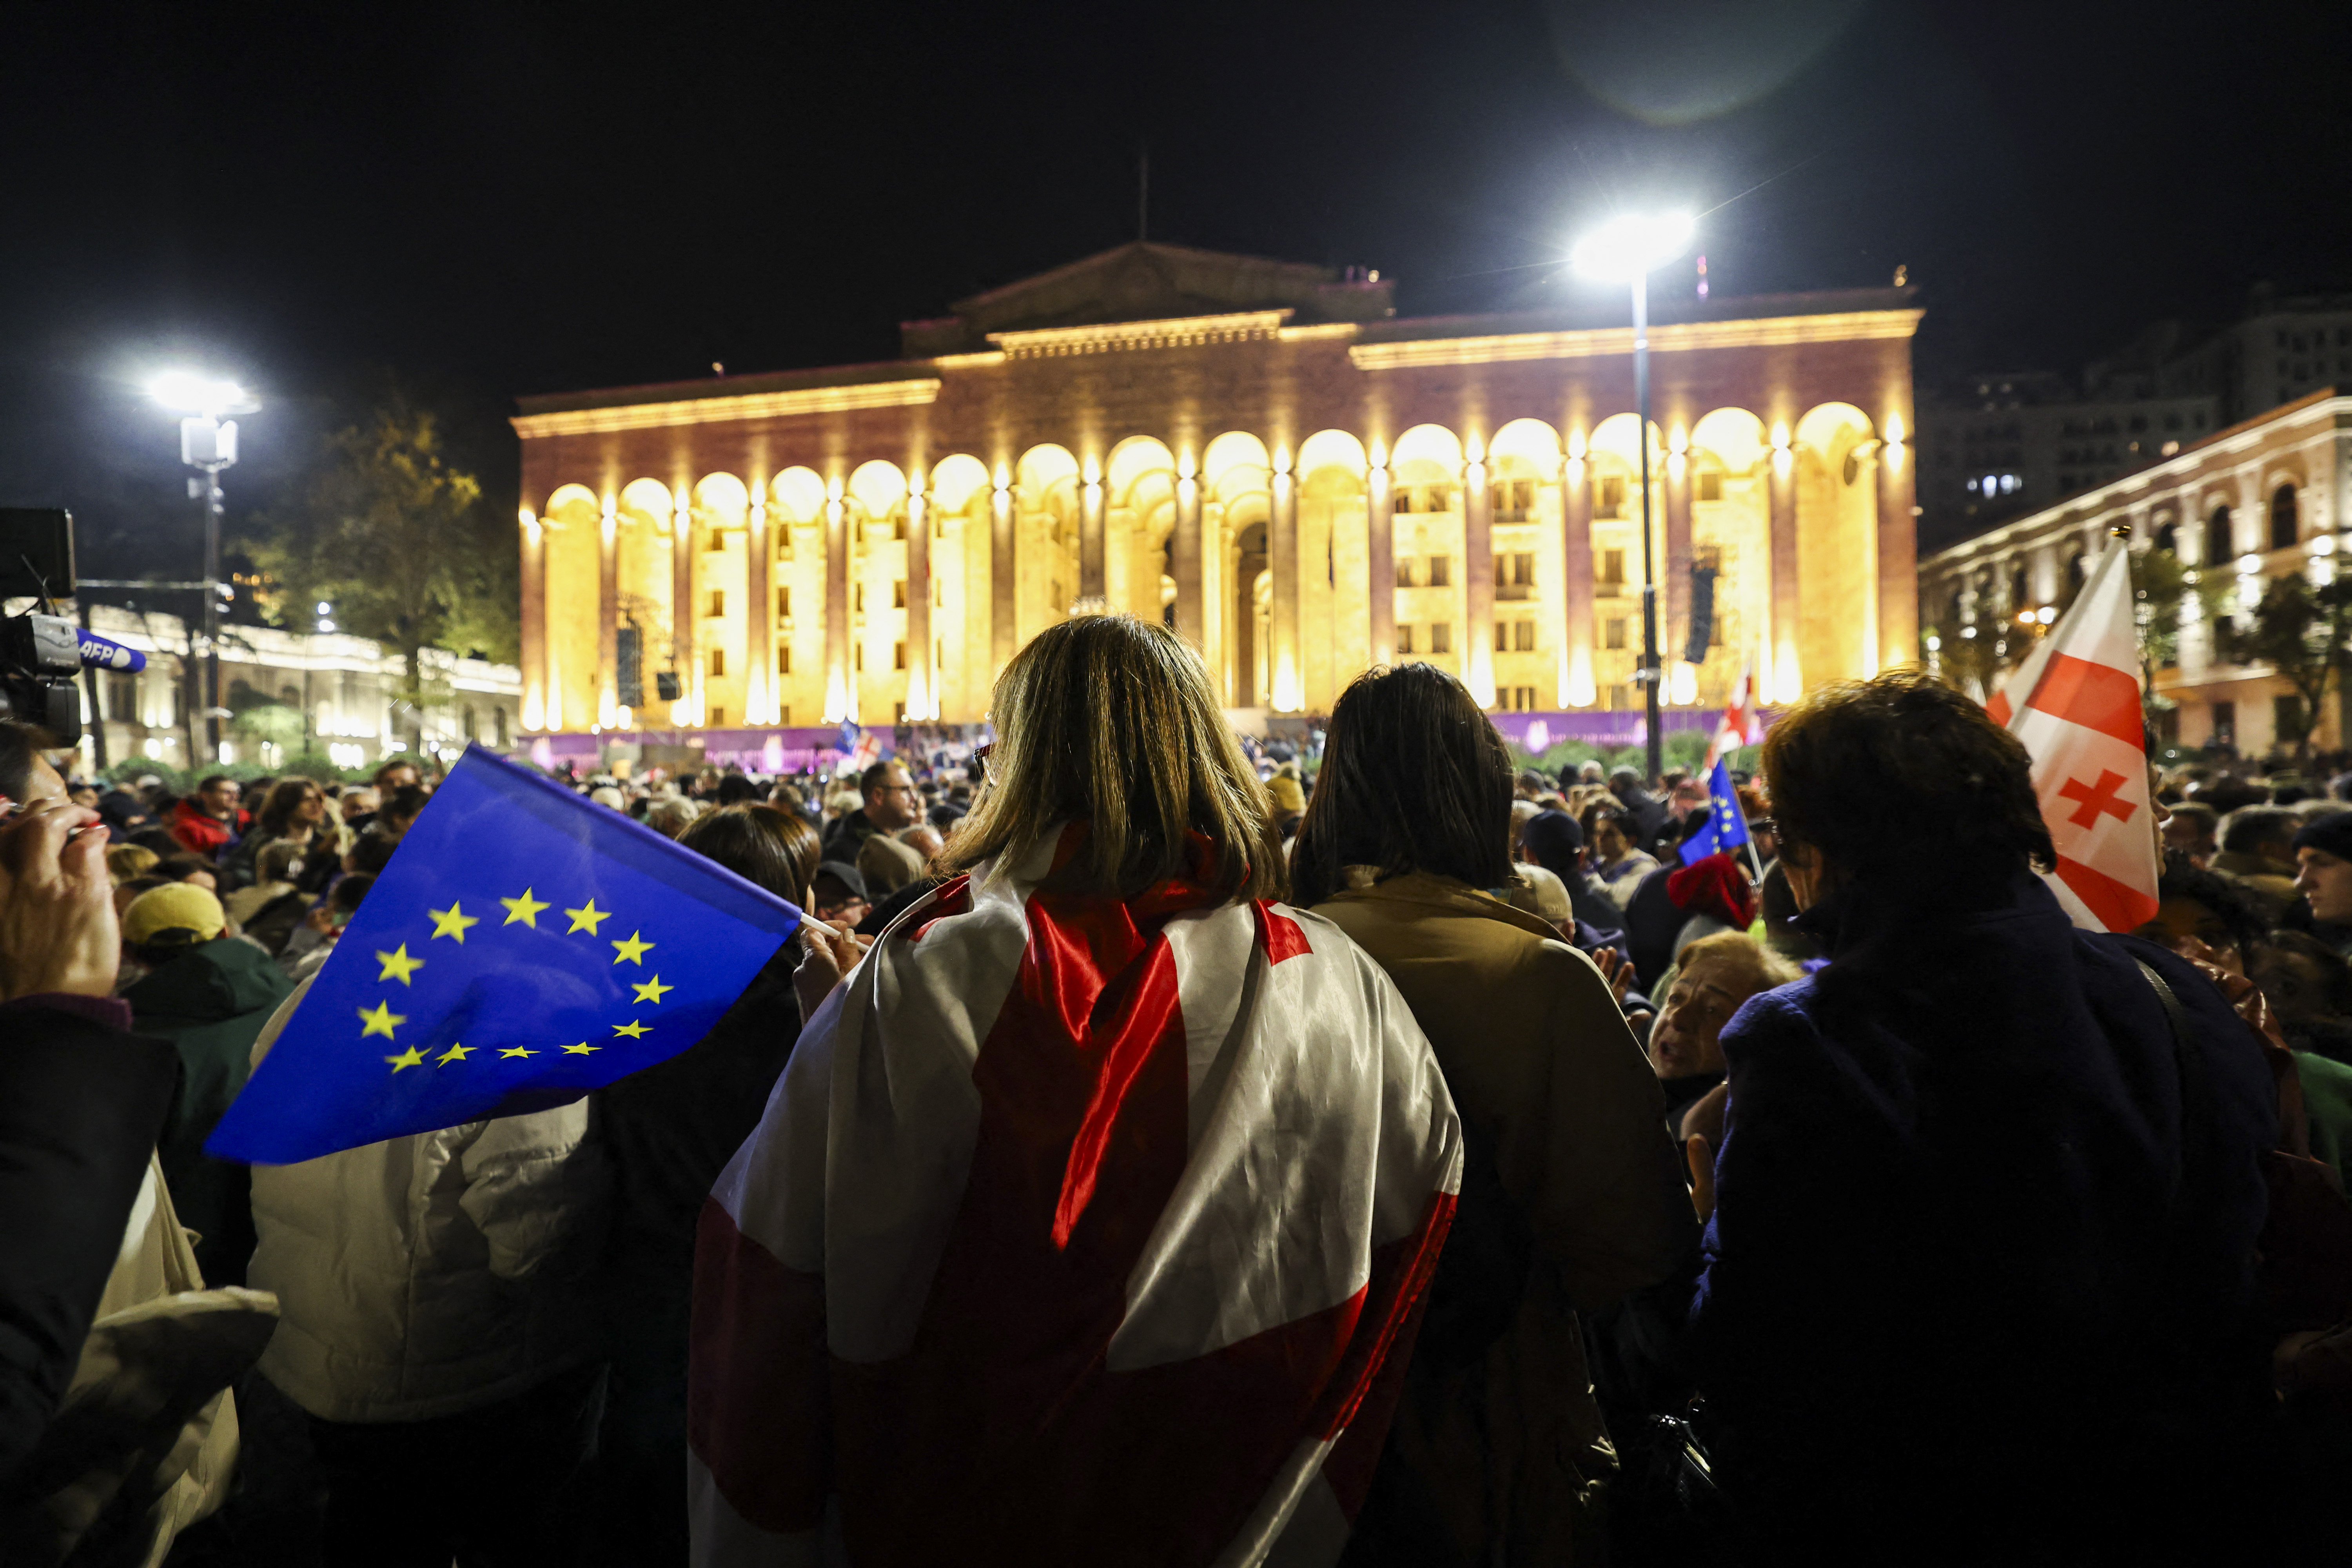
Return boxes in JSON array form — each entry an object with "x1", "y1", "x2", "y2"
[
  {"x1": 1677, "y1": 757, "x2": 1753, "y2": 867},
  {"x1": 207, "y1": 745, "x2": 806, "y2": 1165}
]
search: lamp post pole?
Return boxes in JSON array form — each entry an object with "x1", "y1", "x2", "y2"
[
  {"x1": 182, "y1": 421, "x2": 236, "y2": 764},
  {"x1": 1632, "y1": 269, "x2": 1663, "y2": 786}
]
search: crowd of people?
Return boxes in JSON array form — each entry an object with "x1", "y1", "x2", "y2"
[{"x1": 5, "y1": 624, "x2": 2352, "y2": 1566}]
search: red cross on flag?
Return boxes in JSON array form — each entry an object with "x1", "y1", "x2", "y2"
[{"x1": 1984, "y1": 540, "x2": 2158, "y2": 931}]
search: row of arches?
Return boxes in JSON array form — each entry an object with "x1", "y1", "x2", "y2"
[{"x1": 519, "y1": 400, "x2": 1903, "y2": 731}]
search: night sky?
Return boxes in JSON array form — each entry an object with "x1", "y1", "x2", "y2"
[{"x1": 5, "y1": 0, "x2": 2346, "y2": 586}]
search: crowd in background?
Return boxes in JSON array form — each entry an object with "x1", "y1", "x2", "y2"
[{"x1": 7, "y1": 627, "x2": 2352, "y2": 1566}]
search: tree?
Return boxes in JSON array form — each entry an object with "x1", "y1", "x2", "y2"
[
  {"x1": 2129, "y1": 545, "x2": 2232, "y2": 728},
  {"x1": 2212, "y1": 572, "x2": 2352, "y2": 763},
  {"x1": 247, "y1": 390, "x2": 517, "y2": 750}
]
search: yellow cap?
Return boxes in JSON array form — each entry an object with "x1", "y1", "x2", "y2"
[
  {"x1": 1267, "y1": 774, "x2": 1306, "y2": 815},
  {"x1": 123, "y1": 882, "x2": 227, "y2": 946}
]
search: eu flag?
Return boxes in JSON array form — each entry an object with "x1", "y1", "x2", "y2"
[
  {"x1": 207, "y1": 746, "x2": 804, "y2": 1165},
  {"x1": 1678, "y1": 757, "x2": 1754, "y2": 867}
]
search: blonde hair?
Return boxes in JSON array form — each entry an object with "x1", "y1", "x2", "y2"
[
  {"x1": 942, "y1": 614, "x2": 1284, "y2": 902},
  {"x1": 1678, "y1": 930, "x2": 1801, "y2": 996},
  {"x1": 105, "y1": 843, "x2": 160, "y2": 886}
]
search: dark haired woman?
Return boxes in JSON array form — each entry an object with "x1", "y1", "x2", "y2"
[
  {"x1": 1689, "y1": 671, "x2": 2279, "y2": 1562},
  {"x1": 1293, "y1": 661, "x2": 1691, "y2": 1568},
  {"x1": 590, "y1": 802, "x2": 822, "y2": 1563}
]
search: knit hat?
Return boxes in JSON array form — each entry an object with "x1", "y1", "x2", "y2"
[
  {"x1": 122, "y1": 882, "x2": 226, "y2": 947},
  {"x1": 1665, "y1": 852, "x2": 1757, "y2": 931},
  {"x1": 1267, "y1": 773, "x2": 1306, "y2": 815},
  {"x1": 2292, "y1": 811, "x2": 2352, "y2": 863}
]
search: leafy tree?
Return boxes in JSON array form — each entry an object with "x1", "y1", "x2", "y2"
[
  {"x1": 2212, "y1": 572, "x2": 2352, "y2": 762},
  {"x1": 2130, "y1": 546, "x2": 2232, "y2": 725},
  {"x1": 247, "y1": 389, "x2": 517, "y2": 749}
]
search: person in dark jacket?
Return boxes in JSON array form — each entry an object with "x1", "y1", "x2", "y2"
[
  {"x1": 1688, "y1": 671, "x2": 2278, "y2": 1564},
  {"x1": 119, "y1": 883, "x2": 295, "y2": 1287},
  {"x1": 0, "y1": 754, "x2": 182, "y2": 1483},
  {"x1": 587, "y1": 802, "x2": 818, "y2": 1564}
]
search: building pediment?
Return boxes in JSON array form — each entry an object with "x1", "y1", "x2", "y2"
[{"x1": 900, "y1": 241, "x2": 1392, "y2": 357}]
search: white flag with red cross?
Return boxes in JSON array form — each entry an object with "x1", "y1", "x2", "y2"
[
  {"x1": 1984, "y1": 540, "x2": 2158, "y2": 932},
  {"x1": 1705, "y1": 653, "x2": 1764, "y2": 771}
]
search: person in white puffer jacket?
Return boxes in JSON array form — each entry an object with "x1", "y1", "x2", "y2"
[{"x1": 244, "y1": 975, "x2": 610, "y2": 1567}]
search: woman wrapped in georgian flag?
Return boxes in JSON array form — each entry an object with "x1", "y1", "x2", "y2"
[{"x1": 689, "y1": 614, "x2": 1464, "y2": 1568}]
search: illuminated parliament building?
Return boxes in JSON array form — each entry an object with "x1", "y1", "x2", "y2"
[{"x1": 513, "y1": 242, "x2": 1922, "y2": 752}]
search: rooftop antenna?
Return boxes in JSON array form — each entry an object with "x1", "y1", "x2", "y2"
[{"x1": 1138, "y1": 143, "x2": 1149, "y2": 243}]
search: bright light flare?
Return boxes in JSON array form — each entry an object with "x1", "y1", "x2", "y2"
[
  {"x1": 1570, "y1": 212, "x2": 1695, "y2": 282},
  {"x1": 147, "y1": 371, "x2": 254, "y2": 416}
]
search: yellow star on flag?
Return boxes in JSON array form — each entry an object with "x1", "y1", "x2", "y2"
[
  {"x1": 437, "y1": 1044, "x2": 474, "y2": 1065},
  {"x1": 428, "y1": 902, "x2": 479, "y2": 943},
  {"x1": 563, "y1": 1042, "x2": 599, "y2": 1056},
  {"x1": 385, "y1": 1046, "x2": 426, "y2": 1072},
  {"x1": 565, "y1": 899, "x2": 612, "y2": 935},
  {"x1": 610, "y1": 931, "x2": 654, "y2": 966},
  {"x1": 632, "y1": 975, "x2": 673, "y2": 1005},
  {"x1": 376, "y1": 944, "x2": 425, "y2": 986},
  {"x1": 501, "y1": 888, "x2": 549, "y2": 928},
  {"x1": 612, "y1": 1020, "x2": 649, "y2": 1040},
  {"x1": 358, "y1": 1001, "x2": 407, "y2": 1040},
  {"x1": 498, "y1": 1046, "x2": 537, "y2": 1059}
]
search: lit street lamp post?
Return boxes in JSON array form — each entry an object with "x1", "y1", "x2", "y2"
[
  {"x1": 1572, "y1": 212, "x2": 1693, "y2": 786},
  {"x1": 148, "y1": 374, "x2": 259, "y2": 766}
]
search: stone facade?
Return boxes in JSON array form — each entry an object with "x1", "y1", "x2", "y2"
[
  {"x1": 513, "y1": 242, "x2": 1921, "y2": 735},
  {"x1": 1919, "y1": 390, "x2": 2352, "y2": 758}
]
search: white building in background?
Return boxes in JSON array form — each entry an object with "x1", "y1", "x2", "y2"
[
  {"x1": 1920, "y1": 388, "x2": 2352, "y2": 759},
  {"x1": 47, "y1": 601, "x2": 521, "y2": 775}
]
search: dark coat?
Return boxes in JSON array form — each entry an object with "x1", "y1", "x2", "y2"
[
  {"x1": 586, "y1": 950, "x2": 803, "y2": 1564},
  {"x1": 1689, "y1": 871, "x2": 2276, "y2": 1555},
  {"x1": 0, "y1": 997, "x2": 179, "y2": 1483},
  {"x1": 125, "y1": 937, "x2": 295, "y2": 1287}
]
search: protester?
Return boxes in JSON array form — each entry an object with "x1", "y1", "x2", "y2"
[
  {"x1": 1583, "y1": 803, "x2": 1658, "y2": 911},
  {"x1": 820, "y1": 760, "x2": 918, "y2": 861},
  {"x1": 1290, "y1": 660, "x2": 1690, "y2": 1568},
  {"x1": 1606, "y1": 765, "x2": 1667, "y2": 846},
  {"x1": 0, "y1": 725, "x2": 261, "y2": 1560},
  {"x1": 0, "y1": 733, "x2": 187, "y2": 1483},
  {"x1": 225, "y1": 839, "x2": 311, "y2": 955},
  {"x1": 338, "y1": 786, "x2": 379, "y2": 827},
  {"x1": 2292, "y1": 812, "x2": 2352, "y2": 956},
  {"x1": 105, "y1": 841, "x2": 160, "y2": 885},
  {"x1": 120, "y1": 882, "x2": 296, "y2": 1286},
  {"x1": 1622, "y1": 850, "x2": 1758, "y2": 993},
  {"x1": 689, "y1": 613, "x2": 1462, "y2": 1565},
  {"x1": 2215, "y1": 805, "x2": 2303, "y2": 918},
  {"x1": 234, "y1": 776, "x2": 347, "y2": 891},
  {"x1": 285, "y1": 872, "x2": 375, "y2": 982},
  {"x1": 590, "y1": 803, "x2": 818, "y2": 1564},
  {"x1": 1646, "y1": 930, "x2": 1797, "y2": 1149},
  {"x1": 2165, "y1": 799, "x2": 2221, "y2": 866},
  {"x1": 151, "y1": 853, "x2": 221, "y2": 893},
  {"x1": 807, "y1": 859, "x2": 869, "y2": 926},
  {"x1": 1689, "y1": 671, "x2": 2279, "y2": 1561},
  {"x1": 167, "y1": 775, "x2": 247, "y2": 866},
  {"x1": 244, "y1": 963, "x2": 611, "y2": 1566}
]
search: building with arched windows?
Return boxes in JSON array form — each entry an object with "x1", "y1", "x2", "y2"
[
  {"x1": 1919, "y1": 388, "x2": 2351, "y2": 758},
  {"x1": 513, "y1": 243, "x2": 1920, "y2": 756}
]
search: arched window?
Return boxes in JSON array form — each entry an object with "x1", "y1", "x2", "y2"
[
  {"x1": 2207, "y1": 505, "x2": 2234, "y2": 567},
  {"x1": 2068, "y1": 551, "x2": 2087, "y2": 586},
  {"x1": 2270, "y1": 483, "x2": 2299, "y2": 550},
  {"x1": 2154, "y1": 520, "x2": 2178, "y2": 556},
  {"x1": 2009, "y1": 561, "x2": 2029, "y2": 611}
]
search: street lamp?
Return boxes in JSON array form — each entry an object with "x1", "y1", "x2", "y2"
[
  {"x1": 147, "y1": 373, "x2": 259, "y2": 764},
  {"x1": 1572, "y1": 211, "x2": 1693, "y2": 787}
]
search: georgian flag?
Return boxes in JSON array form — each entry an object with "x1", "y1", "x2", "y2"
[
  {"x1": 688, "y1": 825, "x2": 1463, "y2": 1568},
  {"x1": 1705, "y1": 655, "x2": 1763, "y2": 771},
  {"x1": 1985, "y1": 541, "x2": 2159, "y2": 932}
]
